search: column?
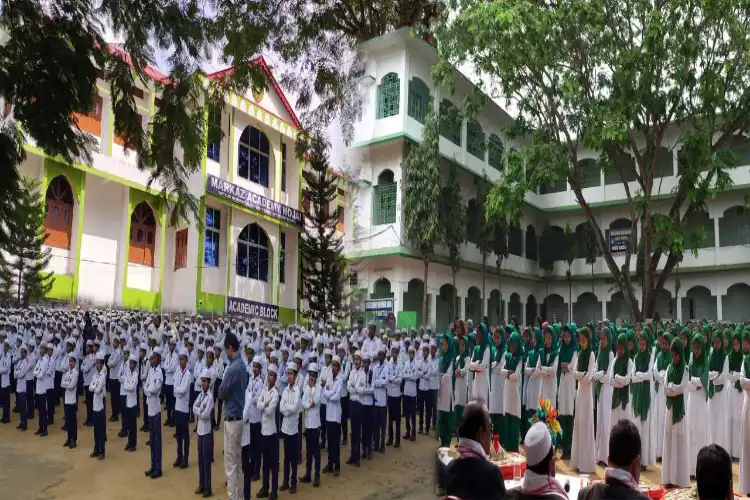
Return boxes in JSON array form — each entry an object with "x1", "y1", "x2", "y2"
[
  {"x1": 113, "y1": 186, "x2": 130, "y2": 306},
  {"x1": 391, "y1": 279, "x2": 403, "y2": 318},
  {"x1": 504, "y1": 299, "x2": 510, "y2": 322},
  {"x1": 716, "y1": 290, "x2": 723, "y2": 321},
  {"x1": 519, "y1": 301, "x2": 526, "y2": 326},
  {"x1": 676, "y1": 294, "x2": 683, "y2": 322},
  {"x1": 430, "y1": 291, "x2": 438, "y2": 330},
  {"x1": 601, "y1": 298, "x2": 607, "y2": 322},
  {"x1": 714, "y1": 215, "x2": 721, "y2": 248}
]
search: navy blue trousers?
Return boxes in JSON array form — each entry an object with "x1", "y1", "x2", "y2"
[
  {"x1": 175, "y1": 410, "x2": 190, "y2": 461},
  {"x1": 304, "y1": 428, "x2": 321, "y2": 477},
  {"x1": 282, "y1": 432, "x2": 299, "y2": 488},
  {"x1": 149, "y1": 412, "x2": 162, "y2": 472},
  {"x1": 93, "y1": 407, "x2": 106, "y2": 455},
  {"x1": 198, "y1": 433, "x2": 213, "y2": 492}
]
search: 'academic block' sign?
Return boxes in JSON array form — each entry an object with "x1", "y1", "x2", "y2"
[
  {"x1": 226, "y1": 296, "x2": 280, "y2": 321},
  {"x1": 206, "y1": 174, "x2": 303, "y2": 228}
]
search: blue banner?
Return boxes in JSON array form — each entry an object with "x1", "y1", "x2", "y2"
[{"x1": 226, "y1": 296, "x2": 280, "y2": 321}]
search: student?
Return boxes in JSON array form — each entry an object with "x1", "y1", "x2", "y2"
[
  {"x1": 123, "y1": 354, "x2": 139, "y2": 451},
  {"x1": 708, "y1": 329, "x2": 729, "y2": 454},
  {"x1": 537, "y1": 325, "x2": 558, "y2": 410},
  {"x1": 739, "y1": 329, "x2": 750, "y2": 494},
  {"x1": 359, "y1": 354, "x2": 375, "y2": 459},
  {"x1": 729, "y1": 330, "x2": 744, "y2": 460},
  {"x1": 34, "y1": 342, "x2": 50, "y2": 436},
  {"x1": 256, "y1": 363, "x2": 280, "y2": 499},
  {"x1": 428, "y1": 340, "x2": 440, "y2": 432},
  {"x1": 301, "y1": 362, "x2": 322, "y2": 487},
  {"x1": 652, "y1": 331, "x2": 671, "y2": 461},
  {"x1": 557, "y1": 324, "x2": 577, "y2": 459},
  {"x1": 489, "y1": 327, "x2": 505, "y2": 439},
  {"x1": 90, "y1": 351, "x2": 107, "y2": 459},
  {"x1": 61, "y1": 352, "x2": 79, "y2": 449},
  {"x1": 174, "y1": 348, "x2": 192, "y2": 469},
  {"x1": 469, "y1": 323, "x2": 491, "y2": 406},
  {"x1": 117, "y1": 344, "x2": 130, "y2": 437},
  {"x1": 502, "y1": 331, "x2": 523, "y2": 452},
  {"x1": 243, "y1": 356, "x2": 264, "y2": 495},
  {"x1": 436, "y1": 333, "x2": 455, "y2": 448},
  {"x1": 280, "y1": 361, "x2": 301, "y2": 493},
  {"x1": 145, "y1": 347, "x2": 164, "y2": 479},
  {"x1": 453, "y1": 337, "x2": 470, "y2": 436},
  {"x1": 212, "y1": 345, "x2": 225, "y2": 430},
  {"x1": 688, "y1": 333, "x2": 710, "y2": 477},
  {"x1": 107, "y1": 336, "x2": 122, "y2": 423},
  {"x1": 14, "y1": 344, "x2": 29, "y2": 431},
  {"x1": 571, "y1": 327, "x2": 596, "y2": 473},
  {"x1": 140, "y1": 342, "x2": 152, "y2": 433},
  {"x1": 524, "y1": 328, "x2": 543, "y2": 438},
  {"x1": 81, "y1": 341, "x2": 96, "y2": 427},
  {"x1": 194, "y1": 369, "x2": 215, "y2": 498},
  {"x1": 401, "y1": 346, "x2": 418, "y2": 442},
  {"x1": 611, "y1": 333, "x2": 633, "y2": 427},
  {"x1": 631, "y1": 329, "x2": 655, "y2": 468},
  {"x1": 323, "y1": 355, "x2": 343, "y2": 476},
  {"x1": 346, "y1": 351, "x2": 363, "y2": 467},
  {"x1": 385, "y1": 345, "x2": 402, "y2": 448},
  {"x1": 662, "y1": 337, "x2": 690, "y2": 487},
  {"x1": 0, "y1": 340, "x2": 11, "y2": 423},
  {"x1": 372, "y1": 347, "x2": 388, "y2": 453},
  {"x1": 416, "y1": 344, "x2": 433, "y2": 435}
]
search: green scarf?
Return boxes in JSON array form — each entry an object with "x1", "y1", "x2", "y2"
[
  {"x1": 541, "y1": 325, "x2": 558, "y2": 368},
  {"x1": 744, "y1": 328, "x2": 750, "y2": 383},
  {"x1": 576, "y1": 327, "x2": 593, "y2": 373},
  {"x1": 626, "y1": 330, "x2": 637, "y2": 360},
  {"x1": 557, "y1": 323, "x2": 577, "y2": 384},
  {"x1": 505, "y1": 332, "x2": 522, "y2": 372},
  {"x1": 526, "y1": 327, "x2": 543, "y2": 370},
  {"x1": 632, "y1": 330, "x2": 651, "y2": 420},
  {"x1": 666, "y1": 337, "x2": 686, "y2": 425},
  {"x1": 708, "y1": 330, "x2": 727, "y2": 397},
  {"x1": 472, "y1": 323, "x2": 490, "y2": 364},
  {"x1": 689, "y1": 333, "x2": 710, "y2": 401},
  {"x1": 729, "y1": 331, "x2": 744, "y2": 392},
  {"x1": 612, "y1": 333, "x2": 630, "y2": 410},
  {"x1": 439, "y1": 333, "x2": 456, "y2": 375},
  {"x1": 596, "y1": 327, "x2": 612, "y2": 397},
  {"x1": 655, "y1": 332, "x2": 673, "y2": 392}
]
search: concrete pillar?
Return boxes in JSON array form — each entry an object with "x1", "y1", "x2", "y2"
[
  {"x1": 601, "y1": 299, "x2": 607, "y2": 322},
  {"x1": 676, "y1": 295, "x2": 683, "y2": 322},
  {"x1": 717, "y1": 292, "x2": 723, "y2": 321},
  {"x1": 505, "y1": 299, "x2": 510, "y2": 322},
  {"x1": 430, "y1": 291, "x2": 438, "y2": 329},
  {"x1": 714, "y1": 215, "x2": 721, "y2": 248},
  {"x1": 520, "y1": 301, "x2": 526, "y2": 326}
]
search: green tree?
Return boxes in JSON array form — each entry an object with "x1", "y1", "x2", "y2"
[
  {"x1": 0, "y1": 176, "x2": 54, "y2": 306},
  {"x1": 436, "y1": 0, "x2": 750, "y2": 322},
  {"x1": 491, "y1": 218, "x2": 509, "y2": 322},
  {"x1": 403, "y1": 110, "x2": 442, "y2": 327},
  {"x1": 300, "y1": 137, "x2": 348, "y2": 322},
  {"x1": 439, "y1": 161, "x2": 466, "y2": 321},
  {"x1": 539, "y1": 225, "x2": 555, "y2": 318},
  {"x1": 564, "y1": 223, "x2": 576, "y2": 321},
  {"x1": 582, "y1": 223, "x2": 600, "y2": 294}
]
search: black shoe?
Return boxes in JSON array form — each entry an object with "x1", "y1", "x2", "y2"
[
  {"x1": 322, "y1": 464, "x2": 332, "y2": 474},
  {"x1": 251, "y1": 474, "x2": 260, "y2": 482},
  {"x1": 386, "y1": 440, "x2": 393, "y2": 447},
  {"x1": 195, "y1": 487, "x2": 204, "y2": 495},
  {"x1": 34, "y1": 429, "x2": 41, "y2": 435},
  {"x1": 289, "y1": 485, "x2": 296, "y2": 494},
  {"x1": 118, "y1": 430, "x2": 127, "y2": 438},
  {"x1": 379, "y1": 446, "x2": 385, "y2": 453},
  {"x1": 146, "y1": 440, "x2": 151, "y2": 446},
  {"x1": 39, "y1": 430, "x2": 48, "y2": 437},
  {"x1": 345, "y1": 458, "x2": 354, "y2": 465},
  {"x1": 69, "y1": 442, "x2": 77, "y2": 449},
  {"x1": 299, "y1": 475, "x2": 311, "y2": 483},
  {"x1": 341, "y1": 439, "x2": 347, "y2": 446},
  {"x1": 313, "y1": 476, "x2": 320, "y2": 487},
  {"x1": 61, "y1": 426, "x2": 67, "y2": 431},
  {"x1": 256, "y1": 488, "x2": 269, "y2": 498},
  {"x1": 12, "y1": 407, "x2": 19, "y2": 413},
  {"x1": 174, "y1": 457, "x2": 183, "y2": 468},
  {"x1": 332, "y1": 470, "x2": 340, "y2": 477},
  {"x1": 320, "y1": 442, "x2": 326, "y2": 449},
  {"x1": 90, "y1": 451, "x2": 99, "y2": 458},
  {"x1": 180, "y1": 460, "x2": 188, "y2": 469},
  {"x1": 48, "y1": 418, "x2": 54, "y2": 425},
  {"x1": 213, "y1": 424, "x2": 220, "y2": 431},
  {"x1": 97, "y1": 454, "x2": 105, "y2": 460},
  {"x1": 402, "y1": 434, "x2": 410, "y2": 440},
  {"x1": 280, "y1": 484, "x2": 289, "y2": 491},
  {"x1": 145, "y1": 469, "x2": 154, "y2": 477},
  {"x1": 150, "y1": 470, "x2": 162, "y2": 479},
  {"x1": 202, "y1": 491, "x2": 212, "y2": 498},
  {"x1": 394, "y1": 442, "x2": 401, "y2": 448},
  {"x1": 126, "y1": 446, "x2": 136, "y2": 452},
  {"x1": 63, "y1": 439, "x2": 71, "y2": 447},
  {"x1": 108, "y1": 416, "x2": 118, "y2": 422}
]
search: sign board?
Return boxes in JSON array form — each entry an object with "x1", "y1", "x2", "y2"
[
  {"x1": 206, "y1": 174, "x2": 303, "y2": 228},
  {"x1": 226, "y1": 296, "x2": 280, "y2": 321},
  {"x1": 364, "y1": 298, "x2": 394, "y2": 320},
  {"x1": 609, "y1": 228, "x2": 632, "y2": 255}
]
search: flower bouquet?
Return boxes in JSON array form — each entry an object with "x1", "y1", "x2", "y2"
[{"x1": 528, "y1": 398, "x2": 563, "y2": 446}]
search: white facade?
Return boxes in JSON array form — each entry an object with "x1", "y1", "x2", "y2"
[{"x1": 344, "y1": 29, "x2": 750, "y2": 330}]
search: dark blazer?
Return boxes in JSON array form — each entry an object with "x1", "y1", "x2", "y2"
[
  {"x1": 445, "y1": 456, "x2": 507, "y2": 500},
  {"x1": 577, "y1": 477, "x2": 650, "y2": 500}
]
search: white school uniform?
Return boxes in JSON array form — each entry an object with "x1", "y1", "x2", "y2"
[
  {"x1": 571, "y1": 352, "x2": 596, "y2": 473},
  {"x1": 662, "y1": 366, "x2": 690, "y2": 487},
  {"x1": 708, "y1": 356, "x2": 730, "y2": 453},
  {"x1": 594, "y1": 352, "x2": 614, "y2": 464},
  {"x1": 609, "y1": 357, "x2": 634, "y2": 425},
  {"x1": 470, "y1": 347, "x2": 490, "y2": 403},
  {"x1": 687, "y1": 368, "x2": 710, "y2": 476}
]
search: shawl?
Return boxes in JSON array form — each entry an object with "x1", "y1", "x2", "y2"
[
  {"x1": 526, "y1": 327, "x2": 543, "y2": 370},
  {"x1": 655, "y1": 331, "x2": 673, "y2": 392},
  {"x1": 708, "y1": 330, "x2": 727, "y2": 397},
  {"x1": 505, "y1": 331, "x2": 522, "y2": 372},
  {"x1": 576, "y1": 327, "x2": 592, "y2": 373},
  {"x1": 540, "y1": 325, "x2": 558, "y2": 368},
  {"x1": 557, "y1": 323, "x2": 577, "y2": 384},
  {"x1": 729, "y1": 330, "x2": 743, "y2": 392},
  {"x1": 611, "y1": 333, "x2": 630, "y2": 410},
  {"x1": 596, "y1": 326, "x2": 612, "y2": 398},
  {"x1": 665, "y1": 337, "x2": 686, "y2": 425},
  {"x1": 632, "y1": 330, "x2": 651, "y2": 420},
  {"x1": 689, "y1": 333, "x2": 710, "y2": 401}
]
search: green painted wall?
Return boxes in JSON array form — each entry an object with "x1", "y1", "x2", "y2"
[
  {"x1": 122, "y1": 287, "x2": 162, "y2": 311},
  {"x1": 46, "y1": 275, "x2": 75, "y2": 301},
  {"x1": 198, "y1": 291, "x2": 226, "y2": 314},
  {"x1": 279, "y1": 306, "x2": 296, "y2": 325}
]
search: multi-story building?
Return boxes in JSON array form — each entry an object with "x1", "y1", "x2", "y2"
[
  {"x1": 344, "y1": 28, "x2": 750, "y2": 330},
  {"x1": 18, "y1": 54, "x2": 305, "y2": 323}
]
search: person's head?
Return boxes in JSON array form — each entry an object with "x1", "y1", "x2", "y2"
[
  {"x1": 179, "y1": 352, "x2": 187, "y2": 369},
  {"x1": 224, "y1": 332, "x2": 240, "y2": 359},
  {"x1": 332, "y1": 357, "x2": 341, "y2": 377},
  {"x1": 525, "y1": 422, "x2": 555, "y2": 477},
  {"x1": 608, "y1": 419, "x2": 642, "y2": 482},
  {"x1": 68, "y1": 355, "x2": 76, "y2": 370},
  {"x1": 287, "y1": 364, "x2": 297, "y2": 386},
  {"x1": 543, "y1": 328, "x2": 552, "y2": 348},
  {"x1": 267, "y1": 365, "x2": 277, "y2": 388},
  {"x1": 456, "y1": 401, "x2": 492, "y2": 454},
  {"x1": 579, "y1": 330, "x2": 589, "y2": 351},
  {"x1": 696, "y1": 444, "x2": 733, "y2": 500}
]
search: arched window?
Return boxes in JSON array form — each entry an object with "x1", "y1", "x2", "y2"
[
  {"x1": 488, "y1": 134, "x2": 504, "y2": 171},
  {"x1": 407, "y1": 78, "x2": 430, "y2": 124},
  {"x1": 238, "y1": 126, "x2": 271, "y2": 188},
  {"x1": 373, "y1": 169, "x2": 397, "y2": 225},
  {"x1": 467, "y1": 120, "x2": 486, "y2": 160},
  {"x1": 44, "y1": 176, "x2": 74, "y2": 250},
  {"x1": 236, "y1": 223, "x2": 270, "y2": 282},
  {"x1": 129, "y1": 202, "x2": 156, "y2": 266},
  {"x1": 439, "y1": 100, "x2": 462, "y2": 146},
  {"x1": 376, "y1": 73, "x2": 400, "y2": 119}
]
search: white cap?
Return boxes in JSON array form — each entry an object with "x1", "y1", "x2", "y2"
[
  {"x1": 332, "y1": 355, "x2": 341, "y2": 365},
  {"x1": 252, "y1": 355, "x2": 262, "y2": 365},
  {"x1": 153, "y1": 347, "x2": 163, "y2": 357},
  {"x1": 308, "y1": 363, "x2": 319, "y2": 373},
  {"x1": 200, "y1": 368, "x2": 213, "y2": 379},
  {"x1": 353, "y1": 350, "x2": 362, "y2": 359},
  {"x1": 524, "y1": 422, "x2": 553, "y2": 466},
  {"x1": 267, "y1": 364, "x2": 278, "y2": 375},
  {"x1": 95, "y1": 351, "x2": 106, "y2": 361},
  {"x1": 128, "y1": 354, "x2": 138, "y2": 362},
  {"x1": 178, "y1": 348, "x2": 189, "y2": 357},
  {"x1": 286, "y1": 361, "x2": 298, "y2": 373}
]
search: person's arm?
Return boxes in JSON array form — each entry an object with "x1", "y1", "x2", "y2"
[
  {"x1": 175, "y1": 370, "x2": 190, "y2": 396},
  {"x1": 125, "y1": 372, "x2": 138, "y2": 392},
  {"x1": 541, "y1": 356, "x2": 558, "y2": 376},
  {"x1": 714, "y1": 358, "x2": 729, "y2": 385},
  {"x1": 264, "y1": 390, "x2": 279, "y2": 415},
  {"x1": 672, "y1": 368, "x2": 689, "y2": 395},
  {"x1": 151, "y1": 370, "x2": 163, "y2": 394},
  {"x1": 741, "y1": 364, "x2": 750, "y2": 391},
  {"x1": 324, "y1": 377, "x2": 342, "y2": 402},
  {"x1": 509, "y1": 360, "x2": 521, "y2": 381},
  {"x1": 279, "y1": 390, "x2": 290, "y2": 416},
  {"x1": 199, "y1": 394, "x2": 214, "y2": 419},
  {"x1": 68, "y1": 370, "x2": 79, "y2": 389},
  {"x1": 582, "y1": 353, "x2": 596, "y2": 383},
  {"x1": 217, "y1": 364, "x2": 234, "y2": 400}
]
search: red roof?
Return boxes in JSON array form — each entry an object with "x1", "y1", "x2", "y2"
[
  {"x1": 106, "y1": 45, "x2": 170, "y2": 84},
  {"x1": 207, "y1": 56, "x2": 302, "y2": 129}
]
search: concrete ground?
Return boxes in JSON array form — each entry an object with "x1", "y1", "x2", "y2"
[{"x1": 0, "y1": 401, "x2": 436, "y2": 500}]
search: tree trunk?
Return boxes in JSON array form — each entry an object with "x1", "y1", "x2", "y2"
[
  {"x1": 423, "y1": 259, "x2": 429, "y2": 330},
  {"x1": 591, "y1": 263, "x2": 595, "y2": 294},
  {"x1": 16, "y1": 262, "x2": 23, "y2": 306},
  {"x1": 451, "y1": 268, "x2": 457, "y2": 323},
  {"x1": 567, "y1": 271, "x2": 572, "y2": 323}
]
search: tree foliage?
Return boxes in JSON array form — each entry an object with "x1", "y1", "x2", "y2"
[
  {"x1": 300, "y1": 137, "x2": 348, "y2": 322},
  {"x1": 403, "y1": 109, "x2": 442, "y2": 325},
  {"x1": 436, "y1": 0, "x2": 750, "y2": 321},
  {"x1": 0, "y1": 176, "x2": 54, "y2": 306}
]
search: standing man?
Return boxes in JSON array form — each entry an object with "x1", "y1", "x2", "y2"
[
  {"x1": 279, "y1": 362, "x2": 301, "y2": 494},
  {"x1": 107, "y1": 336, "x2": 122, "y2": 422},
  {"x1": 0, "y1": 340, "x2": 11, "y2": 423},
  {"x1": 386, "y1": 344, "x2": 402, "y2": 448},
  {"x1": 301, "y1": 362, "x2": 322, "y2": 486},
  {"x1": 257, "y1": 364, "x2": 280, "y2": 500},
  {"x1": 61, "y1": 352, "x2": 79, "y2": 448},
  {"x1": 217, "y1": 332, "x2": 249, "y2": 500},
  {"x1": 123, "y1": 354, "x2": 139, "y2": 451},
  {"x1": 90, "y1": 351, "x2": 107, "y2": 459},
  {"x1": 174, "y1": 348, "x2": 192, "y2": 468},
  {"x1": 346, "y1": 351, "x2": 363, "y2": 467},
  {"x1": 163, "y1": 338, "x2": 178, "y2": 427},
  {"x1": 372, "y1": 347, "x2": 388, "y2": 453},
  {"x1": 14, "y1": 344, "x2": 29, "y2": 431},
  {"x1": 33, "y1": 342, "x2": 50, "y2": 437},
  {"x1": 145, "y1": 347, "x2": 164, "y2": 479}
]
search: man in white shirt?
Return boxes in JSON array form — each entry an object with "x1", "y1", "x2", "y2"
[
  {"x1": 0, "y1": 339, "x2": 11, "y2": 423},
  {"x1": 14, "y1": 344, "x2": 29, "y2": 430},
  {"x1": 402, "y1": 346, "x2": 418, "y2": 441},
  {"x1": 417, "y1": 343, "x2": 433, "y2": 435},
  {"x1": 362, "y1": 324, "x2": 381, "y2": 362},
  {"x1": 372, "y1": 347, "x2": 389, "y2": 453},
  {"x1": 107, "y1": 336, "x2": 123, "y2": 423},
  {"x1": 280, "y1": 361, "x2": 302, "y2": 494},
  {"x1": 163, "y1": 338, "x2": 178, "y2": 427},
  {"x1": 81, "y1": 341, "x2": 96, "y2": 426},
  {"x1": 256, "y1": 364, "x2": 280, "y2": 499},
  {"x1": 301, "y1": 362, "x2": 322, "y2": 486},
  {"x1": 174, "y1": 348, "x2": 192, "y2": 468},
  {"x1": 386, "y1": 344, "x2": 402, "y2": 447},
  {"x1": 245, "y1": 356, "x2": 264, "y2": 487},
  {"x1": 359, "y1": 354, "x2": 375, "y2": 459},
  {"x1": 346, "y1": 351, "x2": 363, "y2": 467},
  {"x1": 34, "y1": 342, "x2": 50, "y2": 436},
  {"x1": 323, "y1": 355, "x2": 343, "y2": 476},
  {"x1": 61, "y1": 352, "x2": 79, "y2": 448},
  {"x1": 123, "y1": 354, "x2": 139, "y2": 451},
  {"x1": 90, "y1": 351, "x2": 107, "y2": 458},
  {"x1": 194, "y1": 369, "x2": 215, "y2": 497},
  {"x1": 145, "y1": 347, "x2": 164, "y2": 478}
]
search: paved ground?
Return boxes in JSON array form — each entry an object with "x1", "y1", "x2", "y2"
[{"x1": 0, "y1": 401, "x2": 436, "y2": 500}]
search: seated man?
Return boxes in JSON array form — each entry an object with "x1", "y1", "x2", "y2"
[
  {"x1": 444, "y1": 401, "x2": 506, "y2": 500},
  {"x1": 696, "y1": 444, "x2": 733, "y2": 500},
  {"x1": 578, "y1": 419, "x2": 648, "y2": 500},
  {"x1": 505, "y1": 422, "x2": 568, "y2": 500}
]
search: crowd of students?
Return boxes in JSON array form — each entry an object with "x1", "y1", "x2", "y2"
[
  {"x1": 0, "y1": 307, "x2": 452, "y2": 500},
  {"x1": 436, "y1": 317, "x2": 750, "y2": 492}
]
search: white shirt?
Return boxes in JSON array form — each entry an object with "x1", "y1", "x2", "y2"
[
  {"x1": 347, "y1": 367, "x2": 364, "y2": 403},
  {"x1": 174, "y1": 366, "x2": 192, "y2": 413},
  {"x1": 429, "y1": 355, "x2": 440, "y2": 390},
  {"x1": 386, "y1": 359, "x2": 402, "y2": 397},
  {"x1": 362, "y1": 336, "x2": 381, "y2": 361},
  {"x1": 372, "y1": 361, "x2": 388, "y2": 406},
  {"x1": 0, "y1": 352, "x2": 10, "y2": 388},
  {"x1": 107, "y1": 347, "x2": 122, "y2": 380},
  {"x1": 280, "y1": 384, "x2": 302, "y2": 435},
  {"x1": 144, "y1": 363, "x2": 164, "y2": 416},
  {"x1": 124, "y1": 367, "x2": 139, "y2": 408},
  {"x1": 14, "y1": 357, "x2": 29, "y2": 393},
  {"x1": 418, "y1": 355, "x2": 434, "y2": 391},
  {"x1": 302, "y1": 382, "x2": 321, "y2": 429},
  {"x1": 91, "y1": 368, "x2": 107, "y2": 412},
  {"x1": 323, "y1": 373, "x2": 342, "y2": 423},
  {"x1": 256, "y1": 385, "x2": 279, "y2": 436},
  {"x1": 61, "y1": 367, "x2": 78, "y2": 405},
  {"x1": 34, "y1": 355, "x2": 49, "y2": 394},
  {"x1": 163, "y1": 349, "x2": 177, "y2": 385},
  {"x1": 402, "y1": 358, "x2": 419, "y2": 397},
  {"x1": 81, "y1": 354, "x2": 96, "y2": 385},
  {"x1": 193, "y1": 389, "x2": 214, "y2": 436}
]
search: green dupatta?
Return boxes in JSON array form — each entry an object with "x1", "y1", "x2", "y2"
[
  {"x1": 665, "y1": 337, "x2": 686, "y2": 424},
  {"x1": 540, "y1": 325, "x2": 558, "y2": 368},
  {"x1": 557, "y1": 323, "x2": 577, "y2": 385},
  {"x1": 526, "y1": 327, "x2": 543, "y2": 370},
  {"x1": 611, "y1": 333, "x2": 630, "y2": 410},
  {"x1": 505, "y1": 332, "x2": 522, "y2": 372},
  {"x1": 707, "y1": 329, "x2": 727, "y2": 397},
  {"x1": 730, "y1": 330, "x2": 744, "y2": 392},
  {"x1": 576, "y1": 327, "x2": 593, "y2": 373},
  {"x1": 689, "y1": 333, "x2": 710, "y2": 401},
  {"x1": 632, "y1": 330, "x2": 651, "y2": 420},
  {"x1": 655, "y1": 331, "x2": 673, "y2": 392},
  {"x1": 596, "y1": 326, "x2": 612, "y2": 397}
]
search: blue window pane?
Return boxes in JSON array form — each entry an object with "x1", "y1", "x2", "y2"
[
  {"x1": 207, "y1": 142, "x2": 220, "y2": 161},
  {"x1": 260, "y1": 131, "x2": 269, "y2": 153},
  {"x1": 205, "y1": 208, "x2": 215, "y2": 228},
  {"x1": 280, "y1": 232, "x2": 286, "y2": 283},
  {"x1": 249, "y1": 151, "x2": 260, "y2": 184},
  {"x1": 258, "y1": 248, "x2": 269, "y2": 282},
  {"x1": 239, "y1": 127, "x2": 249, "y2": 145},
  {"x1": 281, "y1": 144, "x2": 287, "y2": 192},
  {"x1": 257, "y1": 226, "x2": 267, "y2": 247},
  {"x1": 238, "y1": 146, "x2": 249, "y2": 179},
  {"x1": 248, "y1": 246, "x2": 259, "y2": 279},
  {"x1": 206, "y1": 208, "x2": 220, "y2": 230},
  {"x1": 250, "y1": 127, "x2": 259, "y2": 149},
  {"x1": 259, "y1": 154, "x2": 269, "y2": 187},
  {"x1": 236, "y1": 242, "x2": 248, "y2": 277}
]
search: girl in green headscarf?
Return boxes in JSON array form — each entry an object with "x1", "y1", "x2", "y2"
[
  {"x1": 538, "y1": 325, "x2": 559, "y2": 409},
  {"x1": 708, "y1": 328, "x2": 730, "y2": 453},
  {"x1": 631, "y1": 329, "x2": 655, "y2": 466},
  {"x1": 436, "y1": 333, "x2": 456, "y2": 447},
  {"x1": 663, "y1": 337, "x2": 690, "y2": 487},
  {"x1": 523, "y1": 327, "x2": 543, "y2": 439},
  {"x1": 489, "y1": 327, "x2": 506, "y2": 439},
  {"x1": 626, "y1": 330, "x2": 637, "y2": 360},
  {"x1": 452, "y1": 336, "x2": 471, "y2": 432},
  {"x1": 594, "y1": 326, "x2": 615, "y2": 463},
  {"x1": 571, "y1": 327, "x2": 596, "y2": 473},
  {"x1": 654, "y1": 331, "x2": 672, "y2": 460},
  {"x1": 740, "y1": 329, "x2": 750, "y2": 494},
  {"x1": 557, "y1": 323, "x2": 578, "y2": 459},
  {"x1": 469, "y1": 323, "x2": 491, "y2": 405},
  {"x1": 728, "y1": 330, "x2": 744, "y2": 460},
  {"x1": 688, "y1": 333, "x2": 710, "y2": 475},
  {"x1": 502, "y1": 331, "x2": 523, "y2": 451},
  {"x1": 611, "y1": 333, "x2": 634, "y2": 424}
]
